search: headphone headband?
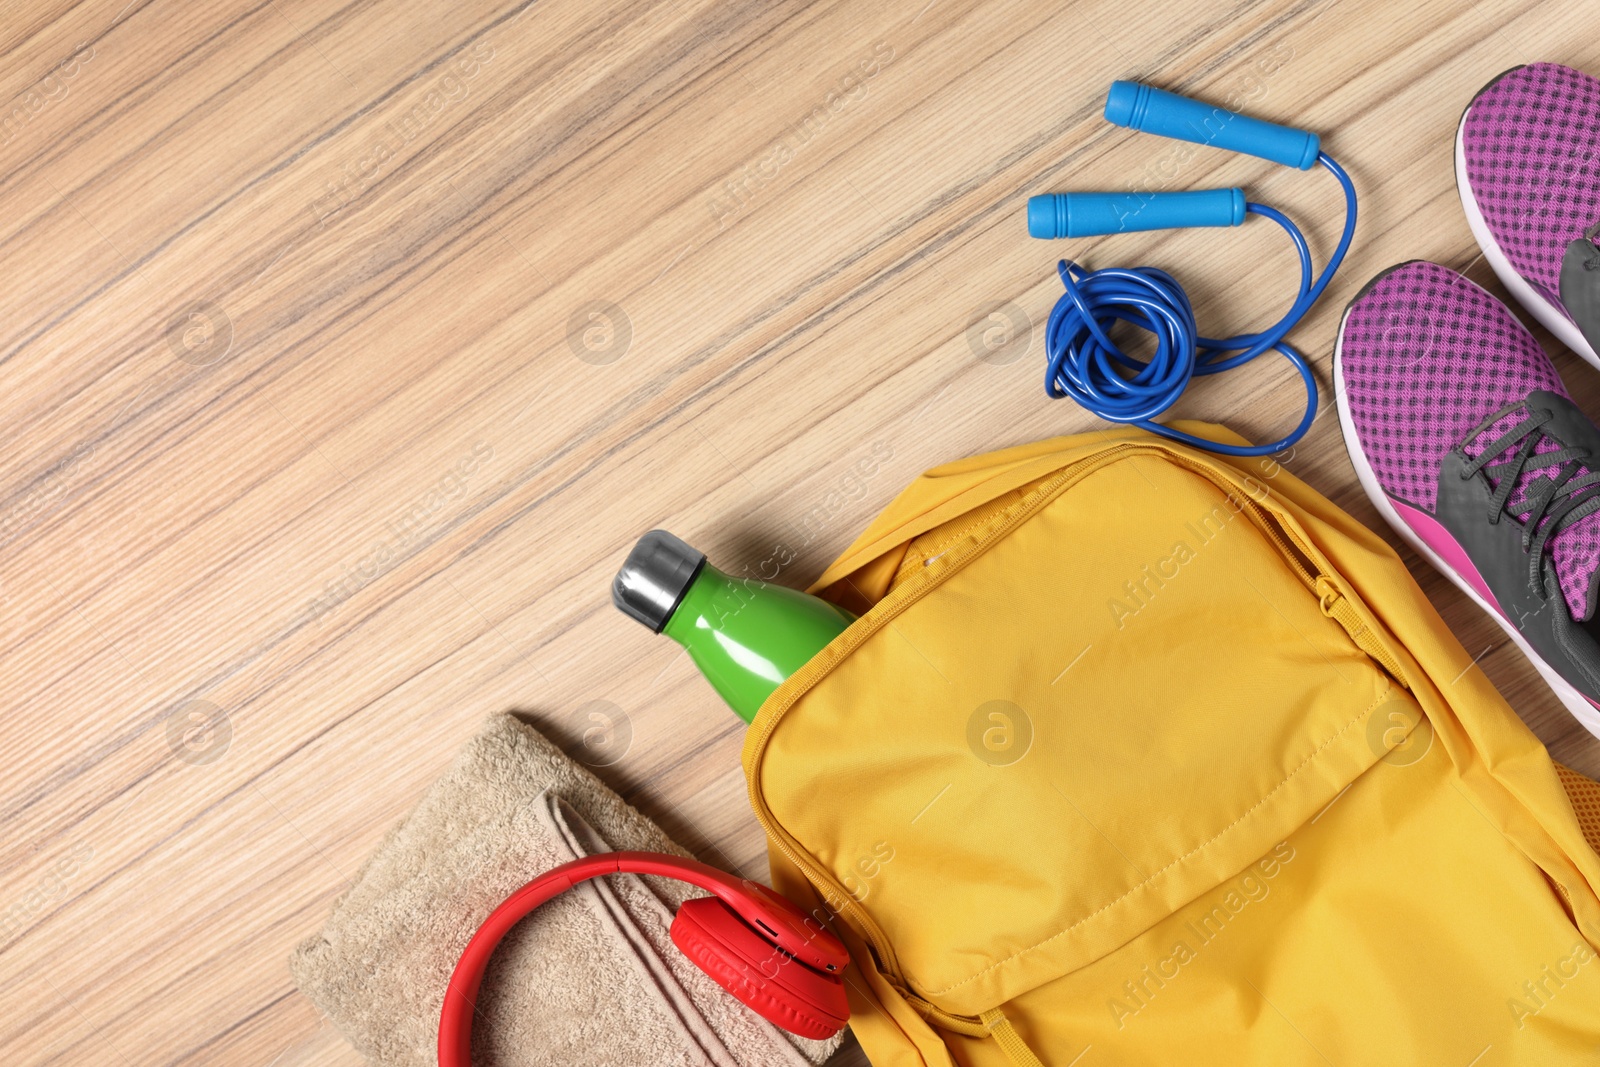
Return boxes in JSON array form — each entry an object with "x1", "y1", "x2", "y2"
[{"x1": 437, "y1": 852, "x2": 848, "y2": 1065}]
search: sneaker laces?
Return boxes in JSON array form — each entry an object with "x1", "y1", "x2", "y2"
[{"x1": 1462, "y1": 405, "x2": 1600, "y2": 601}]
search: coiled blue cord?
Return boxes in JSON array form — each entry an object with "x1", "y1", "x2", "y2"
[{"x1": 1043, "y1": 153, "x2": 1357, "y2": 457}]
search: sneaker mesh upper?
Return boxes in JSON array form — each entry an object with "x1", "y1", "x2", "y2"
[
  {"x1": 1341, "y1": 261, "x2": 1600, "y2": 617},
  {"x1": 1461, "y1": 62, "x2": 1600, "y2": 307}
]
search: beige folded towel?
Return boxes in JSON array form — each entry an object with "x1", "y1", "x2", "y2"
[{"x1": 291, "y1": 713, "x2": 844, "y2": 1067}]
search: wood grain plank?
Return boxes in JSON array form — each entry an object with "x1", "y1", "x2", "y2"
[{"x1": 3, "y1": 1, "x2": 1599, "y2": 1064}]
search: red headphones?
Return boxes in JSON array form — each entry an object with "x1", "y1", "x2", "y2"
[{"x1": 437, "y1": 851, "x2": 851, "y2": 1065}]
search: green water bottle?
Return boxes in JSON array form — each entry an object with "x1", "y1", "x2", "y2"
[{"x1": 612, "y1": 530, "x2": 855, "y2": 723}]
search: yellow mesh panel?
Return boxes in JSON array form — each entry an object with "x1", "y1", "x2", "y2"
[{"x1": 1556, "y1": 763, "x2": 1600, "y2": 855}]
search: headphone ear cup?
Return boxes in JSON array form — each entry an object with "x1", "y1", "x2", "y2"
[{"x1": 670, "y1": 897, "x2": 849, "y2": 1041}]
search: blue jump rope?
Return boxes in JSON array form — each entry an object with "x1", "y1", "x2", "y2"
[{"x1": 1027, "y1": 81, "x2": 1357, "y2": 458}]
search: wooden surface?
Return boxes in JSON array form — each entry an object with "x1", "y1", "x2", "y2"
[{"x1": 3, "y1": 0, "x2": 1600, "y2": 1063}]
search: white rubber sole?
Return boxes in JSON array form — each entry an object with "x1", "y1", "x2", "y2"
[
  {"x1": 1333, "y1": 300, "x2": 1600, "y2": 738},
  {"x1": 1455, "y1": 104, "x2": 1600, "y2": 369}
]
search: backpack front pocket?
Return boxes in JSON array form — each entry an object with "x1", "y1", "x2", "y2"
[{"x1": 747, "y1": 448, "x2": 1417, "y2": 1018}]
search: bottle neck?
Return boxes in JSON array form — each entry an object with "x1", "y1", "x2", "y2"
[
  {"x1": 660, "y1": 563, "x2": 853, "y2": 723},
  {"x1": 661, "y1": 563, "x2": 756, "y2": 645}
]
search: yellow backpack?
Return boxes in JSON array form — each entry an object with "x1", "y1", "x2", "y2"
[{"x1": 742, "y1": 425, "x2": 1600, "y2": 1066}]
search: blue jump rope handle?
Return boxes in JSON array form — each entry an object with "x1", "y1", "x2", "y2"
[
  {"x1": 1104, "y1": 80, "x2": 1320, "y2": 170},
  {"x1": 1027, "y1": 188, "x2": 1245, "y2": 239}
]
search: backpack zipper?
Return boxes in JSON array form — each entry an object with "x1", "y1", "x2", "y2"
[
  {"x1": 1144, "y1": 448, "x2": 1408, "y2": 686},
  {"x1": 1176, "y1": 458, "x2": 1410, "y2": 687}
]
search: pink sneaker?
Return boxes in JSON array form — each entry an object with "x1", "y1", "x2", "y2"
[
  {"x1": 1334, "y1": 260, "x2": 1600, "y2": 735},
  {"x1": 1457, "y1": 62, "x2": 1600, "y2": 367}
]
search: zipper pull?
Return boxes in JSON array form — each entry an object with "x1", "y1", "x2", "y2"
[{"x1": 1315, "y1": 575, "x2": 1409, "y2": 687}]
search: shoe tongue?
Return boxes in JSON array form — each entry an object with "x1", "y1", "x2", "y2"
[{"x1": 1463, "y1": 402, "x2": 1600, "y2": 622}]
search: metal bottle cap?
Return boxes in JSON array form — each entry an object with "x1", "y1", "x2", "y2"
[{"x1": 612, "y1": 530, "x2": 706, "y2": 633}]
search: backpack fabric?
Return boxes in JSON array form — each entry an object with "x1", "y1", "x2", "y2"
[{"x1": 740, "y1": 425, "x2": 1600, "y2": 1066}]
